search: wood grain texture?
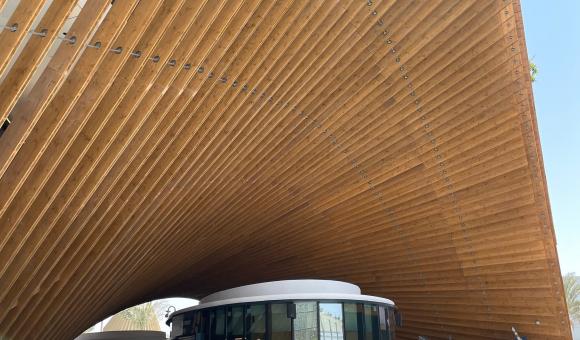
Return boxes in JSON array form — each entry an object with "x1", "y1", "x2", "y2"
[{"x1": 0, "y1": 1, "x2": 571, "y2": 339}]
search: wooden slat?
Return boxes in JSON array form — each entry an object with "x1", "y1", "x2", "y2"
[
  {"x1": 0, "y1": 1, "x2": 182, "y2": 318},
  {"x1": 0, "y1": 0, "x2": 139, "y2": 248},
  {"x1": 0, "y1": 1, "x2": 571, "y2": 339},
  {"x1": 0, "y1": 0, "x2": 191, "y2": 320},
  {"x1": 0, "y1": 0, "x2": 111, "y2": 186},
  {"x1": 0, "y1": 0, "x2": 78, "y2": 123},
  {"x1": 1, "y1": 0, "x2": 200, "y2": 333},
  {"x1": 0, "y1": 0, "x2": 47, "y2": 77}
]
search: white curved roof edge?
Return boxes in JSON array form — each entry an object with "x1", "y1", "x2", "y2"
[
  {"x1": 168, "y1": 280, "x2": 394, "y2": 320},
  {"x1": 202, "y1": 280, "x2": 361, "y2": 303}
]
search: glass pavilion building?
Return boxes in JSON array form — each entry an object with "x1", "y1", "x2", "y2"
[{"x1": 167, "y1": 280, "x2": 400, "y2": 340}]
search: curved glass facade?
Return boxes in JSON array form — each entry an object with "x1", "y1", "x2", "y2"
[{"x1": 170, "y1": 301, "x2": 395, "y2": 340}]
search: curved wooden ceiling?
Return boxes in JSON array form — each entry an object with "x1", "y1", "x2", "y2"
[{"x1": 0, "y1": 0, "x2": 571, "y2": 339}]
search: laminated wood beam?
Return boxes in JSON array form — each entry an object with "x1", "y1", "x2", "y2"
[
  {"x1": 0, "y1": 1, "x2": 182, "y2": 332},
  {"x1": 0, "y1": 0, "x2": 111, "y2": 188},
  {"x1": 0, "y1": 0, "x2": 140, "y2": 248},
  {"x1": 0, "y1": 0, "x2": 46, "y2": 77},
  {"x1": 0, "y1": 0, "x2": 190, "y2": 327},
  {"x1": 0, "y1": 0, "x2": 77, "y2": 123}
]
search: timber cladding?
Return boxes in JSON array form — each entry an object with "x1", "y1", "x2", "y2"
[{"x1": 0, "y1": 0, "x2": 571, "y2": 339}]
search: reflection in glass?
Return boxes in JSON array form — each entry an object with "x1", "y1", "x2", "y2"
[
  {"x1": 378, "y1": 306, "x2": 389, "y2": 340},
  {"x1": 387, "y1": 308, "x2": 395, "y2": 340},
  {"x1": 270, "y1": 303, "x2": 292, "y2": 340},
  {"x1": 228, "y1": 306, "x2": 244, "y2": 340},
  {"x1": 344, "y1": 303, "x2": 363, "y2": 340},
  {"x1": 210, "y1": 308, "x2": 226, "y2": 340},
  {"x1": 246, "y1": 304, "x2": 266, "y2": 340},
  {"x1": 173, "y1": 301, "x2": 393, "y2": 340},
  {"x1": 319, "y1": 303, "x2": 344, "y2": 340},
  {"x1": 173, "y1": 313, "x2": 185, "y2": 337},
  {"x1": 294, "y1": 302, "x2": 318, "y2": 340},
  {"x1": 363, "y1": 305, "x2": 379, "y2": 340},
  {"x1": 193, "y1": 310, "x2": 208, "y2": 340}
]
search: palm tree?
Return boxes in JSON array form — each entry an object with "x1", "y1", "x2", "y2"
[
  {"x1": 118, "y1": 302, "x2": 158, "y2": 330},
  {"x1": 529, "y1": 60, "x2": 538, "y2": 82},
  {"x1": 105, "y1": 300, "x2": 169, "y2": 331},
  {"x1": 563, "y1": 272, "x2": 580, "y2": 324}
]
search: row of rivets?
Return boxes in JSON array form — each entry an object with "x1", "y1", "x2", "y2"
[
  {"x1": 373, "y1": 0, "x2": 494, "y2": 319},
  {"x1": 2, "y1": 23, "x2": 188, "y2": 68},
  {"x1": 344, "y1": 2, "x2": 425, "y2": 289}
]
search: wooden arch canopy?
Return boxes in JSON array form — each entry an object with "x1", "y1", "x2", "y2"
[{"x1": 0, "y1": 0, "x2": 571, "y2": 339}]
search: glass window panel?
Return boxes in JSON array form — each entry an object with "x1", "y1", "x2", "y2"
[
  {"x1": 173, "y1": 314, "x2": 185, "y2": 337},
  {"x1": 193, "y1": 311, "x2": 201, "y2": 336},
  {"x1": 363, "y1": 305, "x2": 379, "y2": 340},
  {"x1": 293, "y1": 302, "x2": 318, "y2": 340},
  {"x1": 228, "y1": 306, "x2": 245, "y2": 340},
  {"x1": 378, "y1": 307, "x2": 389, "y2": 340},
  {"x1": 387, "y1": 308, "x2": 395, "y2": 340},
  {"x1": 193, "y1": 310, "x2": 209, "y2": 340},
  {"x1": 344, "y1": 303, "x2": 363, "y2": 340},
  {"x1": 269, "y1": 303, "x2": 292, "y2": 340},
  {"x1": 181, "y1": 312, "x2": 193, "y2": 336},
  {"x1": 210, "y1": 308, "x2": 226, "y2": 340},
  {"x1": 319, "y1": 303, "x2": 344, "y2": 340},
  {"x1": 246, "y1": 304, "x2": 266, "y2": 340}
]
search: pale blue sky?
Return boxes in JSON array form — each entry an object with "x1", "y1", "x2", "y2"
[{"x1": 521, "y1": 1, "x2": 580, "y2": 275}]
